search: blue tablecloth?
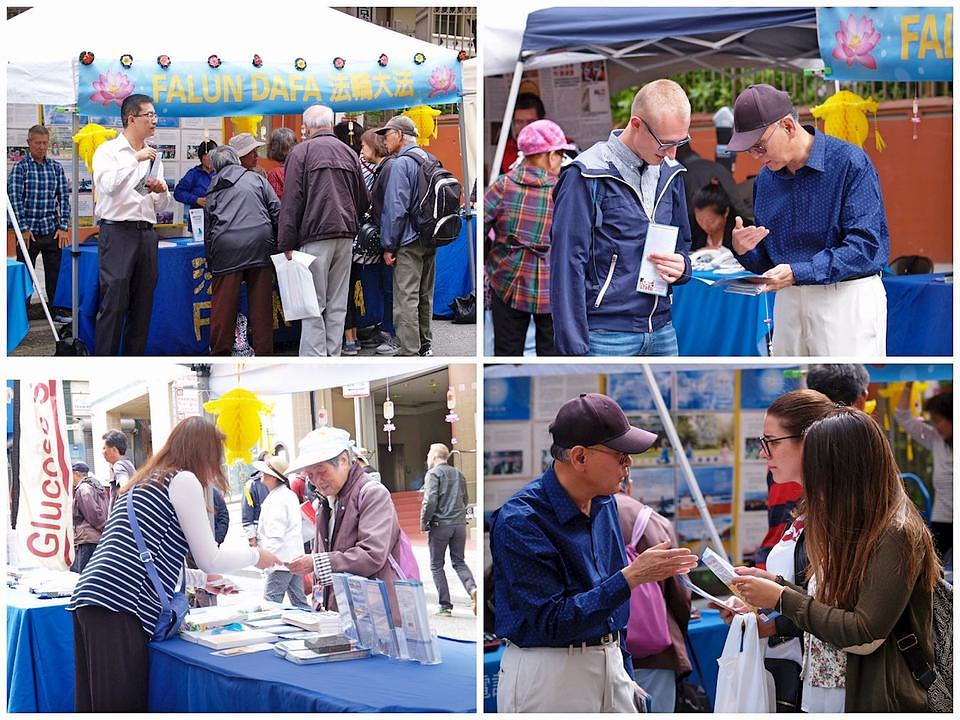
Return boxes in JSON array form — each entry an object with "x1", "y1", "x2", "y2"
[
  {"x1": 7, "y1": 591, "x2": 475, "y2": 713},
  {"x1": 7, "y1": 260, "x2": 34, "y2": 353},
  {"x1": 481, "y1": 608, "x2": 728, "y2": 712},
  {"x1": 149, "y1": 636, "x2": 476, "y2": 712},
  {"x1": 884, "y1": 272, "x2": 952, "y2": 356},
  {"x1": 673, "y1": 273, "x2": 774, "y2": 356},
  {"x1": 673, "y1": 271, "x2": 950, "y2": 357},
  {"x1": 53, "y1": 224, "x2": 473, "y2": 354},
  {"x1": 6, "y1": 591, "x2": 74, "y2": 713}
]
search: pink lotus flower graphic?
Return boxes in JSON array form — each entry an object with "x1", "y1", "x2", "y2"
[
  {"x1": 832, "y1": 13, "x2": 881, "y2": 70},
  {"x1": 89, "y1": 71, "x2": 135, "y2": 107},
  {"x1": 427, "y1": 66, "x2": 457, "y2": 98}
]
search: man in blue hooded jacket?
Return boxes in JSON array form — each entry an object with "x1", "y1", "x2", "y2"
[{"x1": 550, "y1": 79, "x2": 693, "y2": 356}]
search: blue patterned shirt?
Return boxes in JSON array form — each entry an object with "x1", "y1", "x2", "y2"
[
  {"x1": 734, "y1": 127, "x2": 889, "y2": 285},
  {"x1": 490, "y1": 464, "x2": 632, "y2": 649},
  {"x1": 7, "y1": 154, "x2": 71, "y2": 235}
]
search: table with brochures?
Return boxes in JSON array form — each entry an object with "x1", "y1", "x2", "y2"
[{"x1": 6, "y1": 588, "x2": 476, "y2": 713}]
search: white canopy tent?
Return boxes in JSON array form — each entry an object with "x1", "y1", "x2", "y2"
[{"x1": 6, "y1": 3, "x2": 476, "y2": 341}]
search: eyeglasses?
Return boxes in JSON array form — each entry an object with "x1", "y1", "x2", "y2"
[
  {"x1": 586, "y1": 445, "x2": 632, "y2": 466},
  {"x1": 135, "y1": 112, "x2": 158, "y2": 119},
  {"x1": 747, "y1": 122, "x2": 783, "y2": 156},
  {"x1": 758, "y1": 433, "x2": 802, "y2": 456},
  {"x1": 639, "y1": 116, "x2": 690, "y2": 152}
]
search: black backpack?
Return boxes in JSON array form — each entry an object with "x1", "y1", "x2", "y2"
[{"x1": 403, "y1": 148, "x2": 463, "y2": 249}]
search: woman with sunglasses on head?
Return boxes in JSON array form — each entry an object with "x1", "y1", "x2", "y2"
[
  {"x1": 712, "y1": 389, "x2": 835, "y2": 712},
  {"x1": 732, "y1": 408, "x2": 942, "y2": 712},
  {"x1": 68, "y1": 416, "x2": 281, "y2": 712}
]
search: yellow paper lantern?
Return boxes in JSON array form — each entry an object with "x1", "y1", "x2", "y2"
[
  {"x1": 73, "y1": 123, "x2": 118, "y2": 172},
  {"x1": 403, "y1": 105, "x2": 442, "y2": 147},
  {"x1": 230, "y1": 116, "x2": 263, "y2": 137},
  {"x1": 203, "y1": 388, "x2": 273, "y2": 464},
  {"x1": 810, "y1": 90, "x2": 885, "y2": 151}
]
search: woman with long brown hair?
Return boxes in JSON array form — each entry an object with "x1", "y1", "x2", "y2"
[
  {"x1": 733, "y1": 407, "x2": 941, "y2": 712},
  {"x1": 68, "y1": 416, "x2": 281, "y2": 712}
]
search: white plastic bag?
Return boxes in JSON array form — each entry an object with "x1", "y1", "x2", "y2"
[
  {"x1": 271, "y1": 251, "x2": 321, "y2": 321},
  {"x1": 714, "y1": 612, "x2": 776, "y2": 713}
]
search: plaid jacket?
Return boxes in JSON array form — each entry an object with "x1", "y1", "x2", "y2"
[
  {"x1": 7, "y1": 155, "x2": 71, "y2": 235},
  {"x1": 483, "y1": 165, "x2": 556, "y2": 315}
]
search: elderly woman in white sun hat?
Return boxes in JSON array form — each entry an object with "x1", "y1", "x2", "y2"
[
  {"x1": 284, "y1": 427, "x2": 405, "y2": 620},
  {"x1": 253, "y1": 449, "x2": 312, "y2": 609}
]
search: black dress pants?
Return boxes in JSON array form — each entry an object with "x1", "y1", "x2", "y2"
[
  {"x1": 73, "y1": 605, "x2": 149, "y2": 712},
  {"x1": 490, "y1": 291, "x2": 554, "y2": 356},
  {"x1": 16, "y1": 231, "x2": 65, "y2": 310},
  {"x1": 95, "y1": 223, "x2": 158, "y2": 356}
]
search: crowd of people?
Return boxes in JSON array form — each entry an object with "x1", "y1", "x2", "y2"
[
  {"x1": 484, "y1": 79, "x2": 891, "y2": 357},
  {"x1": 488, "y1": 373, "x2": 950, "y2": 713},
  {"x1": 7, "y1": 94, "x2": 460, "y2": 357}
]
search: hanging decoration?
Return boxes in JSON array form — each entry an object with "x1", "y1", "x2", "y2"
[
  {"x1": 252, "y1": 54, "x2": 263, "y2": 68},
  {"x1": 157, "y1": 54, "x2": 171, "y2": 70},
  {"x1": 378, "y1": 54, "x2": 389, "y2": 67},
  {"x1": 911, "y1": 95, "x2": 921, "y2": 141},
  {"x1": 382, "y1": 378, "x2": 396, "y2": 452},
  {"x1": 230, "y1": 115, "x2": 263, "y2": 137},
  {"x1": 445, "y1": 386, "x2": 460, "y2": 446},
  {"x1": 208, "y1": 54, "x2": 221, "y2": 69},
  {"x1": 810, "y1": 90, "x2": 885, "y2": 152},
  {"x1": 403, "y1": 105, "x2": 442, "y2": 147},
  {"x1": 316, "y1": 403, "x2": 328, "y2": 428},
  {"x1": 332, "y1": 57, "x2": 345, "y2": 70},
  {"x1": 413, "y1": 52, "x2": 426, "y2": 65},
  {"x1": 203, "y1": 388, "x2": 274, "y2": 465},
  {"x1": 295, "y1": 57, "x2": 308, "y2": 72},
  {"x1": 79, "y1": 51, "x2": 95, "y2": 66},
  {"x1": 73, "y1": 123, "x2": 118, "y2": 173},
  {"x1": 120, "y1": 54, "x2": 133, "y2": 69}
]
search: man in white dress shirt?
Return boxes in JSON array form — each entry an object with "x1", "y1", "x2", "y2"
[{"x1": 91, "y1": 93, "x2": 171, "y2": 355}]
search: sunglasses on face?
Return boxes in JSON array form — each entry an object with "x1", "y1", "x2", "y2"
[{"x1": 586, "y1": 445, "x2": 632, "y2": 466}]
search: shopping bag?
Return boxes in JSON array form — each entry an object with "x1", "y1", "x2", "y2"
[
  {"x1": 714, "y1": 612, "x2": 776, "y2": 712},
  {"x1": 271, "y1": 251, "x2": 321, "y2": 321}
]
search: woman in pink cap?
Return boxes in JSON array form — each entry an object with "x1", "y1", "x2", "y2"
[{"x1": 484, "y1": 119, "x2": 574, "y2": 356}]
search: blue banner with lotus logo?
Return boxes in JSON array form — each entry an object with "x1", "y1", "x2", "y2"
[
  {"x1": 818, "y1": 7, "x2": 953, "y2": 81},
  {"x1": 78, "y1": 58, "x2": 462, "y2": 117}
]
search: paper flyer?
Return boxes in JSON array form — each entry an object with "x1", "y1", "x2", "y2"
[
  {"x1": 636, "y1": 223, "x2": 678, "y2": 296},
  {"x1": 679, "y1": 574, "x2": 743, "y2": 613}
]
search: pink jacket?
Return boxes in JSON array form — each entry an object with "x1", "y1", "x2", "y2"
[{"x1": 314, "y1": 463, "x2": 403, "y2": 621}]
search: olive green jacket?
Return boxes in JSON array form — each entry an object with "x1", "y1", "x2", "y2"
[{"x1": 780, "y1": 525, "x2": 933, "y2": 712}]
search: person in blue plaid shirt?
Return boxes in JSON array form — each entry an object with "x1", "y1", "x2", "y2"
[{"x1": 8, "y1": 124, "x2": 72, "y2": 322}]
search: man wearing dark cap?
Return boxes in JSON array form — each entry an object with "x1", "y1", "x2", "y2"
[
  {"x1": 490, "y1": 393, "x2": 699, "y2": 712},
  {"x1": 726, "y1": 84, "x2": 889, "y2": 356},
  {"x1": 374, "y1": 115, "x2": 438, "y2": 356},
  {"x1": 71, "y1": 462, "x2": 108, "y2": 573}
]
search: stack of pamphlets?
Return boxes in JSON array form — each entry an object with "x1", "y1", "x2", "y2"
[
  {"x1": 273, "y1": 639, "x2": 370, "y2": 664},
  {"x1": 281, "y1": 609, "x2": 342, "y2": 634},
  {"x1": 181, "y1": 607, "x2": 246, "y2": 632},
  {"x1": 180, "y1": 625, "x2": 278, "y2": 650},
  {"x1": 395, "y1": 580, "x2": 442, "y2": 664}
]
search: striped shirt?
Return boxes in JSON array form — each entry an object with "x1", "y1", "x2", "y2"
[
  {"x1": 7, "y1": 155, "x2": 71, "y2": 236},
  {"x1": 69, "y1": 474, "x2": 189, "y2": 637},
  {"x1": 483, "y1": 165, "x2": 556, "y2": 315}
]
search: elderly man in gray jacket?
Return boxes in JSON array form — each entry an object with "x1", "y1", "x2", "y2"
[{"x1": 420, "y1": 443, "x2": 477, "y2": 616}]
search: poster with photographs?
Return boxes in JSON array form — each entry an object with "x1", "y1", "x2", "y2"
[
  {"x1": 606, "y1": 370, "x2": 672, "y2": 413},
  {"x1": 739, "y1": 412, "x2": 765, "y2": 461},
  {"x1": 675, "y1": 414, "x2": 734, "y2": 464},
  {"x1": 739, "y1": 463, "x2": 769, "y2": 511},
  {"x1": 625, "y1": 412, "x2": 671, "y2": 466},
  {"x1": 740, "y1": 367, "x2": 801, "y2": 409},
  {"x1": 630, "y1": 466, "x2": 676, "y2": 518},
  {"x1": 676, "y1": 515, "x2": 733, "y2": 557},
  {"x1": 151, "y1": 128, "x2": 180, "y2": 161},
  {"x1": 7, "y1": 130, "x2": 30, "y2": 164},
  {"x1": 42, "y1": 105, "x2": 75, "y2": 126},
  {"x1": 677, "y1": 466, "x2": 733, "y2": 520},
  {"x1": 531, "y1": 421, "x2": 554, "y2": 476},
  {"x1": 181, "y1": 128, "x2": 224, "y2": 163},
  {"x1": 8, "y1": 103, "x2": 40, "y2": 128},
  {"x1": 737, "y1": 511, "x2": 772, "y2": 565},
  {"x1": 677, "y1": 369, "x2": 735, "y2": 411},
  {"x1": 483, "y1": 422, "x2": 532, "y2": 478},
  {"x1": 533, "y1": 373, "x2": 600, "y2": 421},
  {"x1": 485, "y1": 376, "x2": 531, "y2": 421},
  {"x1": 180, "y1": 117, "x2": 223, "y2": 130}
]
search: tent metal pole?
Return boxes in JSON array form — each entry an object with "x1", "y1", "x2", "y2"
[
  {"x1": 71, "y1": 110, "x2": 79, "y2": 340},
  {"x1": 457, "y1": 99, "x2": 476, "y2": 292},
  {"x1": 488, "y1": 59, "x2": 525, "y2": 187},
  {"x1": 641, "y1": 364, "x2": 727, "y2": 559}
]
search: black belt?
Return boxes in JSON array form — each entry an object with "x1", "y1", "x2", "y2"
[
  {"x1": 579, "y1": 631, "x2": 619, "y2": 647},
  {"x1": 100, "y1": 219, "x2": 154, "y2": 230}
]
